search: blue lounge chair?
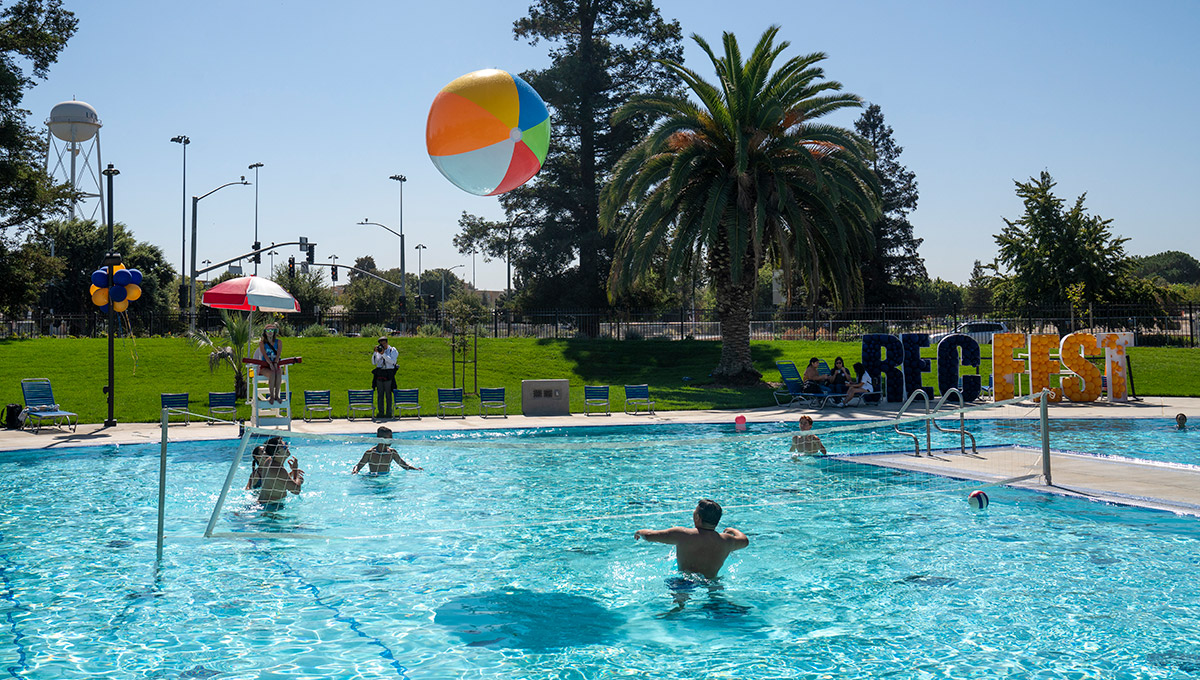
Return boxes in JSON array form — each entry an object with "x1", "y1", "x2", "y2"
[
  {"x1": 437, "y1": 388, "x2": 465, "y2": 419},
  {"x1": 623, "y1": 384, "x2": 655, "y2": 415},
  {"x1": 160, "y1": 393, "x2": 190, "y2": 425},
  {"x1": 584, "y1": 385, "x2": 610, "y2": 416},
  {"x1": 348, "y1": 389, "x2": 374, "y2": 420},
  {"x1": 20, "y1": 378, "x2": 77, "y2": 433},
  {"x1": 773, "y1": 361, "x2": 835, "y2": 409},
  {"x1": 479, "y1": 387, "x2": 507, "y2": 417},
  {"x1": 392, "y1": 388, "x2": 421, "y2": 418},
  {"x1": 303, "y1": 390, "x2": 333, "y2": 422},
  {"x1": 208, "y1": 392, "x2": 237, "y2": 423}
]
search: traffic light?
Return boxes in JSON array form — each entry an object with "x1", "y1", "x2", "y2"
[
  {"x1": 305, "y1": 243, "x2": 315, "y2": 264},
  {"x1": 288, "y1": 256, "x2": 295, "y2": 279},
  {"x1": 252, "y1": 241, "x2": 261, "y2": 264},
  {"x1": 330, "y1": 265, "x2": 338, "y2": 282}
]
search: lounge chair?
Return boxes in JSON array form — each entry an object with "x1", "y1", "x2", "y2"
[
  {"x1": 303, "y1": 390, "x2": 333, "y2": 422},
  {"x1": 437, "y1": 388, "x2": 466, "y2": 419},
  {"x1": 20, "y1": 378, "x2": 77, "y2": 433},
  {"x1": 584, "y1": 385, "x2": 610, "y2": 416},
  {"x1": 348, "y1": 389, "x2": 374, "y2": 420},
  {"x1": 207, "y1": 392, "x2": 237, "y2": 423},
  {"x1": 773, "y1": 361, "x2": 834, "y2": 409},
  {"x1": 160, "y1": 393, "x2": 190, "y2": 425},
  {"x1": 479, "y1": 387, "x2": 507, "y2": 417},
  {"x1": 623, "y1": 384, "x2": 655, "y2": 415},
  {"x1": 392, "y1": 388, "x2": 421, "y2": 418}
]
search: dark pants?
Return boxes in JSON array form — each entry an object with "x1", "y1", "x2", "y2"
[{"x1": 375, "y1": 377, "x2": 395, "y2": 417}]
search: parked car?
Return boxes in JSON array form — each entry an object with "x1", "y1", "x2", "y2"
[{"x1": 929, "y1": 321, "x2": 1010, "y2": 345}]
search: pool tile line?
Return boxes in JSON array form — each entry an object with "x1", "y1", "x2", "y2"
[
  {"x1": 0, "y1": 537, "x2": 30, "y2": 679},
  {"x1": 252, "y1": 542, "x2": 411, "y2": 679}
]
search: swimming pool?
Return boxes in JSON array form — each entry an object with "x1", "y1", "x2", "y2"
[{"x1": 2, "y1": 421, "x2": 1199, "y2": 678}]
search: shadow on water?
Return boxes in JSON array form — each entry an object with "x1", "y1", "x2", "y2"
[{"x1": 434, "y1": 588, "x2": 623, "y2": 650}]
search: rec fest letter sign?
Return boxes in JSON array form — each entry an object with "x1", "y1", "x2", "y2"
[{"x1": 860, "y1": 332, "x2": 1132, "y2": 403}]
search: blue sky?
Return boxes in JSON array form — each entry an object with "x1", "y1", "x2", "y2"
[{"x1": 25, "y1": 0, "x2": 1200, "y2": 293}]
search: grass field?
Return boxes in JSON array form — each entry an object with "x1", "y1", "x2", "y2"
[{"x1": 1, "y1": 336, "x2": 1196, "y2": 423}]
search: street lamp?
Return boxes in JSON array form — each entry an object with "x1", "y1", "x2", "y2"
[
  {"x1": 414, "y1": 243, "x2": 426, "y2": 296},
  {"x1": 442, "y1": 264, "x2": 465, "y2": 306},
  {"x1": 202, "y1": 259, "x2": 212, "y2": 284},
  {"x1": 170, "y1": 135, "x2": 189, "y2": 300},
  {"x1": 248, "y1": 162, "x2": 264, "y2": 275},
  {"x1": 389, "y1": 174, "x2": 406, "y2": 300},
  {"x1": 190, "y1": 177, "x2": 251, "y2": 330},
  {"x1": 101, "y1": 163, "x2": 120, "y2": 428},
  {"x1": 267, "y1": 248, "x2": 279, "y2": 271}
]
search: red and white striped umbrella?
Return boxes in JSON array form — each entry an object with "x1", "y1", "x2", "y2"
[{"x1": 201, "y1": 275, "x2": 300, "y2": 313}]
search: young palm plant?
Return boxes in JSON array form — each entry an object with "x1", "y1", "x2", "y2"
[
  {"x1": 601, "y1": 26, "x2": 881, "y2": 385},
  {"x1": 189, "y1": 309, "x2": 257, "y2": 399}
]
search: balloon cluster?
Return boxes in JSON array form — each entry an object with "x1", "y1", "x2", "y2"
[{"x1": 89, "y1": 264, "x2": 143, "y2": 313}]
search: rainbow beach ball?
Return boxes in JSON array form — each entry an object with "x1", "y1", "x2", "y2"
[{"x1": 426, "y1": 69, "x2": 551, "y2": 196}]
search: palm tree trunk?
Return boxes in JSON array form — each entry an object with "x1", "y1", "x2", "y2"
[
  {"x1": 709, "y1": 238, "x2": 763, "y2": 386},
  {"x1": 234, "y1": 371, "x2": 247, "y2": 400}
]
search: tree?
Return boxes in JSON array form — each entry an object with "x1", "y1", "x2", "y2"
[
  {"x1": 348, "y1": 256, "x2": 376, "y2": 282},
  {"x1": 964, "y1": 259, "x2": 993, "y2": 312},
  {"x1": 602, "y1": 27, "x2": 880, "y2": 385},
  {"x1": 189, "y1": 309, "x2": 256, "y2": 398},
  {"x1": 270, "y1": 262, "x2": 333, "y2": 315},
  {"x1": 1129, "y1": 251, "x2": 1200, "y2": 286},
  {"x1": 992, "y1": 172, "x2": 1128, "y2": 311},
  {"x1": 453, "y1": 211, "x2": 524, "y2": 300},
  {"x1": 500, "y1": 0, "x2": 683, "y2": 316},
  {"x1": 854, "y1": 104, "x2": 926, "y2": 304}
]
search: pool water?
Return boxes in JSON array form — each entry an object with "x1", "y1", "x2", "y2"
[{"x1": 2, "y1": 421, "x2": 1199, "y2": 678}]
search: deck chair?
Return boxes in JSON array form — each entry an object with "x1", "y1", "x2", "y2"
[
  {"x1": 623, "y1": 384, "x2": 655, "y2": 415},
  {"x1": 160, "y1": 393, "x2": 190, "y2": 425},
  {"x1": 207, "y1": 392, "x2": 237, "y2": 423},
  {"x1": 842, "y1": 373, "x2": 884, "y2": 408},
  {"x1": 20, "y1": 378, "x2": 77, "y2": 433},
  {"x1": 479, "y1": 387, "x2": 507, "y2": 417},
  {"x1": 773, "y1": 361, "x2": 834, "y2": 408},
  {"x1": 584, "y1": 385, "x2": 610, "y2": 416},
  {"x1": 392, "y1": 388, "x2": 421, "y2": 418},
  {"x1": 303, "y1": 390, "x2": 333, "y2": 422},
  {"x1": 437, "y1": 388, "x2": 466, "y2": 419},
  {"x1": 348, "y1": 389, "x2": 374, "y2": 420}
]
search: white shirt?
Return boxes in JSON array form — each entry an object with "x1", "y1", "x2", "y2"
[
  {"x1": 372, "y1": 344, "x2": 399, "y2": 369},
  {"x1": 861, "y1": 373, "x2": 873, "y2": 391}
]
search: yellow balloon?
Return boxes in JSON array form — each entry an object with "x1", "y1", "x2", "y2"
[
  {"x1": 91, "y1": 287, "x2": 109, "y2": 306},
  {"x1": 125, "y1": 283, "x2": 142, "y2": 301},
  {"x1": 89, "y1": 284, "x2": 99, "y2": 295},
  {"x1": 113, "y1": 299, "x2": 129, "y2": 313},
  {"x1": 112, "y1": 263, "x2": 126, "y2": 271}
]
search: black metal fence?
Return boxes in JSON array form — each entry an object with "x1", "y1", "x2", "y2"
[{"x1": 3, "y1": 303, "x2": 1196, "y2": 346}]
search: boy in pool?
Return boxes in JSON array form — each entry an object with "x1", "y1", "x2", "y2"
[
  {"x1": 789, "y1": 415, "x2": 827, "y2": 457},
  {"x1": 352, "y1": 426, "x2": 422, "y2": 474},
  {"x1": 634, "y1": 499, "x2": 749, "y2": 580},
  {"x1": 1177, "y1": 414, "x2": 1188, "y2": 430},
  {"x1": 248, "y1": 436, "x2": 304, "y2": 504}
]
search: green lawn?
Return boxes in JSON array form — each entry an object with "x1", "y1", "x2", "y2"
[{"x1": 1, "y1": 337, "x2": 1196, "y2": 423}]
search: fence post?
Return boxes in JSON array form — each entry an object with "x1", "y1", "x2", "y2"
[
  {"x1": 680, "y1": 307, "x2": 685, "y2": 340},
  {"x1": 1191, "y1": 302, "x2": 1196, "y2": 348},
  {"x1": 554, "y1": 310, "x2": 559, "y2": 340}
]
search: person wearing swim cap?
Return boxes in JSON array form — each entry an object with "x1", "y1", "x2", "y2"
[
  {"x1": 1177, "y1": 413, "x2": 1188, "y2": 430},
  {"x1": 634, "y1": 499, "x2": 748, "y2": 580},
  {"x1": 352, "y1": 426, "x2": 422, "y2": 474}
]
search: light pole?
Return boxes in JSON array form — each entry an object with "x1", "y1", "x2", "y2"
[
  {"x1": 190, "y1": 177, "x2": 251, "y2": 330},
  {"x1": 442, "y1": 264, "x2": 465, "y2": 306},
  {"x1": 358, "y1": 218, "x2": 402, "y2": 286},
  {"x1": 170, "y1": 135, "x2": 189, "y2": 302},
  {"x1": 202, "y1": 259, "x2": 212, "y2": 284},
  {"x1": 389, "y1": 174, "x2": 406, "y2": 300},
  {"x1": 267, "y1": 249, "x2": 279, "y2": 272},
  {"x1": 101, "y1": 164, "x2": 120, "y2": 428},
  {"x1": 414, "y1": 243, "x2": 426, "y2": 296},
  {"x1": 248, "y1": 162, "x2": 263, "y2": 275}
]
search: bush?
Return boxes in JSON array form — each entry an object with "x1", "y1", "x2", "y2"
[
  {"x1": 836, "y1": 322, "x2": 869, "y2": 343},
  {"x1": 300, "y1": 324, "x2": 329, "y2": 337},
  {"x1": 359, "y1": 323, "x2": 390, "y2": 339},
  {"x1": 624, "y1": 329, "x2": 644, "y2": 341},
  {"x1": 417, "y1": 323, "x2": 443, "y2": 337}
]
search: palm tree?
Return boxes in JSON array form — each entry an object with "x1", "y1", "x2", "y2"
[
  {"x1": 601, "y1": 27, "x2": 880, "y2": 385},
  {"x1": 189, "y1": 309, "x2": 256, "y2": 398}
]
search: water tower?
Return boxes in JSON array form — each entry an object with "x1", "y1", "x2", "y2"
[{"x1": 44, "y1": 100, "x2": 104, "y2": 221}]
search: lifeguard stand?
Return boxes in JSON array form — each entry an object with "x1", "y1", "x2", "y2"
[{"x1": 251, "y1": 364, "x2": 293, "y2": 429}]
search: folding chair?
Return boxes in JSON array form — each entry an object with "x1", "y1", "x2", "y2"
[
  {"x1": 584, "y1": 385, "x2": 610, "y2": 416},
  {"x1": 20, "y1": 378, "x2": 77, "y2": 433},
  {"x1": 479, "y1": 387, "x2": 507, "y2": 417},
  {"x1": 160, "y1": 393, "x2": 190, "y2": 425},
  {"x1": 348, "y1": 389, "x2": 375, "y2": 420},
  {"x1": 437, "y1": 388, "x2": 466, "y2": 419},
  {"x1": 623, "y1": 384, "x2": 655, "y2": 415},
  {"x1": 207, "y1": 392, "x2": 237, "y2": 423},
  {"x1": 392, "y1": 388, "x2": 421, "y2": 418},
  {"x1": 303, "y1": 390, "x2": 333, "y2": 422}
]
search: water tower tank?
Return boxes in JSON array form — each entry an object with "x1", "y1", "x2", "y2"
[{"x1": 48, "y1": 100, "x2": 101, "y2": 143}]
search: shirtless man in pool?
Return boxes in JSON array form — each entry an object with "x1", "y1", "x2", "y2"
[
  {"x1": 248, "y1": 436, "x2": 304, "y2": 504},
  {"x1": 352, "y1": 426, "x2": 422, "y2": 474},
  {"x1": 634, "y1": 499, "x2": 749, "y2": 579}
]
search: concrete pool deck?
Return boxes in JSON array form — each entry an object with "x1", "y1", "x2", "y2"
[{"x1": 3, "y1": 395, "x2": 1196, "y2": 514}]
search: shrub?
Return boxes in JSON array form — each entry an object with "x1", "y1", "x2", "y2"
[
  {"x1": 301, "y1": 324, "x2": 328, "y2": 337},
  {"x1": 836, "y1": 322, "x2": 869, "y2": 343},
  {"x1": 417, "y1": 323, "x2": 443, "y2": 338}
]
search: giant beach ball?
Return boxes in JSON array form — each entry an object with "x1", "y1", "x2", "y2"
[{"x1": 426, "y1": 69, "x2": 550, "y2": 196}]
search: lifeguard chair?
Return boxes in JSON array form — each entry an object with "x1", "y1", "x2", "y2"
[{"x1": 243, "y1": 356, "x2": 302, "y2": 429}]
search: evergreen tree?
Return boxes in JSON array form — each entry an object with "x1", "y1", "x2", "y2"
[
  {"x1": 854, "y1": 104, "x2": 926, "y2": 304},
  {"x1": 499, "y1": 0, "x2": 683, "y2": 319},
  {"x1": 964, "y1": 259, "x2": 993, "y2": 312}
]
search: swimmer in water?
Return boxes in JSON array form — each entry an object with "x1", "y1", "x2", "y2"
[
  {"x1": 352, "y1": 426, "x2": 422, "y2": 474},
  {"x1": 1177, "y1": 413, "x2": 1188, "y2": 430},
  {"x1": 789, "y1": 415, "x2": 827, "y2": 457},
  {"x1": 244, "y1": 445, "x2": 268, "y2": 490},
  {"x1": 634, "y1": 499, "x2": 748, "y2": 580},
  {"x1": 247, "y1": 436, "x2": 304, "y2": 504}
]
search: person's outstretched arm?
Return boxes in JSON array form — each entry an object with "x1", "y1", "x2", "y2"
[
  {"x1": 723, "y1": 528, "x2": 750, "y2": 550},
  {"x1": 352, "y1": 450, "x2": 371, "y2": 474},
  {"x1": 635, "y1": 527, "x2": 688, "y2": 544},
  {"x1": 390, "y1": 452, "x2": 422, "y2": 470}
]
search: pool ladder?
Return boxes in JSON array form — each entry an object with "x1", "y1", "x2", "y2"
[{"x1": 893, "y1": 388, "x2": 977, "y2": 457}]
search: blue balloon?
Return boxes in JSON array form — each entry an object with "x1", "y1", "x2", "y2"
[
  {"x1": 98, "y1": 303, "x2": 110, "y2": 313},
  {"x1": 90, "y1": 270, "x2": 108, "y2": 288},
  {"x1": 109, "y1": 285, "x2": 127, "y2": 303},
  {"x1": 114, "y1": 269, "x2": 133, "y2": 286},
  {"x1": 129, "y1": 268, "x2": 143, "y2": 285}
]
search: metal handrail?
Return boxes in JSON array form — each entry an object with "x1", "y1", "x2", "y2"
[
  {"x1": 893, "y1": 389, "x2": 932, "y2": 456},
  {"x1": 931, "y1": 388, "x2": 977, "y2": 454}
]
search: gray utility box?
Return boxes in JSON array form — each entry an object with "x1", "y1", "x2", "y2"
[{"x1": 521, "y1": 379, "x2": 570, "y2": 416}]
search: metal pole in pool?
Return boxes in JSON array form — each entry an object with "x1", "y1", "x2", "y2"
[
  {"x1": 205, "y1": 432, "x2": 254, "y2": 538},
  {"x1": 157, "y1": 408, "x2": 168, "y2": 563},
  {"x1": 1040, "y1": 390, "x2": 1052, "y2": 486}
]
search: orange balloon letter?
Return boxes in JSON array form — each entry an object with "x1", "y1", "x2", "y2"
[
  {"x1": 1060, "y1": 333, "x2": 1101, "y2": 402},
  {"x1": 992, "y1": 333, "x2": 1026, "y2": 401}
]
